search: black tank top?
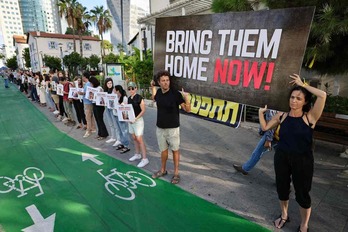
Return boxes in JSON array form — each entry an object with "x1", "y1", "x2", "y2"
[{"x1": 277, "y1": 113, "x2": 313, "y2": 154}]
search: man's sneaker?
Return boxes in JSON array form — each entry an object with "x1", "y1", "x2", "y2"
[
  {"x1": 233, "y1": 164, "x2": 248, "y2": 175},
  {"x1": 53, "y1": 110, "x2": 59, "y2": 115},
  {"x1": 62, "y1": 117, "x2": 69, "y2": 122},
  {"x1": 129, "y1": 154, "x2": 141, "y2": 161},
  {"x1": 106, "y1": 138, "x2": 116, "y2": 143},
  {"x1": 137, "y1": 158, "x2": 149, "y2": 168},
  {"x1": 112, "y1": 140, "x2": 122, "y2": 147},
  {"x1": 83, "y1": 132, "x2": 91, "y2": 138}
]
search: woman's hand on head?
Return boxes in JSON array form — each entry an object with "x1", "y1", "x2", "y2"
[{"x1": 289, "y1": 74, "x2": 305, "y2": 86}]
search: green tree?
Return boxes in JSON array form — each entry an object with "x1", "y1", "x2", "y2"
[
  {"x1": 6, "y1": 56, "x2": 18, "y2": 70},
  {"x1": 90, "y1": 5, "x2": 112, "y2": 56},
  {"x1": 58, "y1": 0, "x2": 79, "y2": 52},
  {"x1": 43, "y1": 55, "x2": 62, "y2": 71},
  {"x1": 102, "y1": 53, "x2": 118, "y2": 64},
  {"x1": 133, "y1": 49, "x2": 153, "y2": 85},
  {"x1": 103, "y1": 40, "x2": 113, "y2": 52},
  {"x1": 0, "y1": 53, "x2": 4, "y2": 60},
  {"x1": 22, "y1": 48, "x2": 31, "y2": 68},
  {"x1": 212, "y1": 0, "x2": 252, "y2": 12},
  {"x1": 65, "y1": 27, "x2": 92, "y2": 36},
  {"x1": 63, "y1": 52, "x2": 82, "y2": 79},
  {"x1": 80, "y1": 57, "x2": 89, "y2": 71},
  {"x1": 89, "y1": 54, "x2": 101, "y2": 70}
]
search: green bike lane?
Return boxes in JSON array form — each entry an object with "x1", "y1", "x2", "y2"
[{"x1": 0, "y1": 80, "x2": 269, "y2": 232}]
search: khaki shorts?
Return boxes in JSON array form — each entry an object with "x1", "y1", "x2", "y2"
[
  {"x1": 156, "y1": 127, "x2": 180, "y2": 152},
  {"x1": 128, "y1": 117, "x2": 144, "y2": 136},
  {"x1": 51, "y1": 94, "x2": 59, "y2": 104}
]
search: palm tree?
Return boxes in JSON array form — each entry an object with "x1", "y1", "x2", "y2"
[
  {"x1": 75, "y1": 3, "x2": 91, "y2": 57},
  {"x1": 90, "y1": 5, "x2": 112, "y2": 57},
  {"x1": 58, "y1": 0, "x2": 79, "y2": 52}
]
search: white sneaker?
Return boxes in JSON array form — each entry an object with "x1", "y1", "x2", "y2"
[
  {"x1": 83, "y1": 132, "x2": 91, "y2": 138},
  {"x1": 53, "y1": 110, "x2": 59, "y2": 115},
  {"x1": 62, "y1": 117, "x2": 69, "y2": 122},
  {"x1": 56, "y1": 115, "x2": 62, "y2": 121},
  {"x1": 129, "y1": 154, "x2": 141, "y2": 161},
  {"x1": 106, "y1": 138, "x2": 116, "y2": 143},
  {"x1": 112, "y1": 140, "x2": 122, "y2": 147},
  {"x1": 137, "y1": 158, "x2": 149, "y2": 168}
]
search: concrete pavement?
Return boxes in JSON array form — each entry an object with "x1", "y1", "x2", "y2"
[{"x1": 33, "y1": 96, "x2": 348, "y2": 232}]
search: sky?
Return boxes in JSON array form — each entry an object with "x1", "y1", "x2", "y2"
[{"x1": 78, "y1": 0, "x2": 150, "y2": 41}]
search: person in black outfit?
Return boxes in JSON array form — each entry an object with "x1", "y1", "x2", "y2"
[
  {"x1": 72, "y1": 76, "x2": 86, "y2": 129},
  {"x1": 259, "y1": 74, "x2": 326, "y2": 232},
  {"x1": 89, "y1": 76, "x2": 108, "y2": 140},
  {"x1": 150, "y1": 70, "x2": 191, "y2": 184}
]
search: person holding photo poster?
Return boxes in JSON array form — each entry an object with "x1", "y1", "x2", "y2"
[
  {"x1": 103, "y1": 78, "x2": 120, "y2": 144},
  {"x1": 151, "y1": 70, "x2": 191, "y2": 184},
  {"x1": 72, "y1": 77, "x2": 86, "y2": 129},
  {"x1": 259, "y1": 74, "x2": 326, "y2": 232},
  {"x1": 127, "y1": 82, "x2": 149, "y2": 168},
  {"x1": 113, "y1": 85, "x2": 130, "y2": 149},
  {"x1": 80, "y1": 71, "x2": 96, "y2": 138},
  {"x1": 89, "y1": 76, "x2": 109, "y2": 140}
]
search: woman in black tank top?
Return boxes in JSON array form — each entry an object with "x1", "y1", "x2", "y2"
[{"x1": 258, "y1": 74, "x2": 326, "y2": 232}]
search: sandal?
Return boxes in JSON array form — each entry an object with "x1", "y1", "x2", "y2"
[
  {"x1": 120, "y1": 147, "x2": 130, "y2": 154},
  {"x1": 152, "y1": 170, "x2": 168, "y2": 179},
  {"x1": 98, "y1": 137, "x2": 106, "y2": 140},
  {"x1": 171, "y1": 175, "x2": 180, "y2": 184},
  {"x1": 116, "y1": 145, "x2": 124, "y2": 150},
  {"x1": 274, "y1": 215, "x2": 290, "y2": 229}
]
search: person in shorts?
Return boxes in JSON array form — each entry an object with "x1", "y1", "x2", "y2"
[{"x1": 150, "y1": 70, "x2": 191, "y2": 184}]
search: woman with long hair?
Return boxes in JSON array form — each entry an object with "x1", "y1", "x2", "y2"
[
  {"x1": 89, "y1": 76, "x2": 109, "y2": 140},
  {"x1": 103, "y1": 78, "x2": 120, "y2": 144},
  {"x1": 113, "y1": 85, "x2": 130, "y2": 151},
  {"x1": 259, "y1": 74, "x2": 326, "y2": 232}
]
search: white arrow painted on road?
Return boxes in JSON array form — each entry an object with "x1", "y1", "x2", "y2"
[
  {"x1": 82, "y1": 152, "x2": 104, "y2": 165},
  {"x1": 22, "y1": 204, "x2": 56, "y2": 232}
]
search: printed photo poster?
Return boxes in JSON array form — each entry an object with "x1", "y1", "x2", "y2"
[
  {"x1": 117, "y1": 104, "x2": 135, "y2": 122},
  {"x1": 51, "y1": 81, "x2": 57, "y2": 92},
  {"x1": 85, "y1": 86, "x2": 98, "y2": 101},
  {"x1": 95, "y1": 92, "x2": 107, "y2": 106},
  {"x1": 56, "y1": 84, "x2": 64, "y2": 96},
  {"x1": 106, "y1": 94, "x2": 118, "y2": 109},
  {"x1": 68, "y1": 87, "x2": 79, "y2": 99},
  {"x1": 154, "y1": 7, "x2": 315, "y2": 111},
  {"x1": 77, "y1": 88, "x2": 84, "y2": 100}
]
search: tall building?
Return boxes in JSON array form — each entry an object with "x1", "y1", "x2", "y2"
[
  {"x1": 0, "y1": 0, "x2": 23, "y2": 59},
  {"x1": 18, "y1": 0, "x2": 62, "y2": 34},
  {"x1": 107, "y1": 0, "x2": 149, "y2": 53}
]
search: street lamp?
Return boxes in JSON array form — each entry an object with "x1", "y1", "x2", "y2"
[{"x1": 58, "y1": 42, "x2": 64, "y2": 71}]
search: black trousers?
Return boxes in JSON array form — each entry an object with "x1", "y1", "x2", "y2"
[
  {"x1": 59, "y1": 95, "x2": 67, "y2": 117},
  {"x1": 73, "y1": 100, "x2": 86, "y2": 125},
  {"x1": 93, "y1": 104, "x2": 109, "y2": 137},
  {"x1": 274, "y1": 148, "x2": 314, "y2": 209}
]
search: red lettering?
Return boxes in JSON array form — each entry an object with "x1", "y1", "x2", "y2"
[
  {"x1": 243, "y1": 61, "x2": 267, "y2": 89},
  {"x1": 227, "y1": 60, "x2": 242, "y2": 85},
  {"x1": 213, "y1": 58, "x2": 229, "y2": 83}
]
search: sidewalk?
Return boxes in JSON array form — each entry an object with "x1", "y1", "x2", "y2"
[{"x1": 28, "y1": 87, "x2": 348, "y2": 231}]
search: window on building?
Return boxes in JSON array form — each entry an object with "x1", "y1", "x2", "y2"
[
  {"x1": 84, "y1": 43, "x2": 91, "y2": 51},
  {"x1": 48, "y1": 41, "x2": 57, "y2": 49},
  {"x1": 67, "y1": 42, "x2": 73, "y2": 50}
]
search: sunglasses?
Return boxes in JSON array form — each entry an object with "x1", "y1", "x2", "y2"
[{"x1": 128, "y1": 87, "x2": 136, "y2": 91}]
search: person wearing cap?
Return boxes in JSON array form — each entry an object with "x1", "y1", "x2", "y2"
[
  {"x1": 150, "y1": 70, "x2": 191, "y2": 184},
  {"x1": 127, "y1": 81, "x2": 149, "y2": 168}
]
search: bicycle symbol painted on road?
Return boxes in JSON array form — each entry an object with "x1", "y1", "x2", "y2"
[
  {"x1": 97, "y1": 168, "x2": 156, "y2": 201},
  {"x1": 0, "y1": 167, "x2": 44, "y2": 198}
]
